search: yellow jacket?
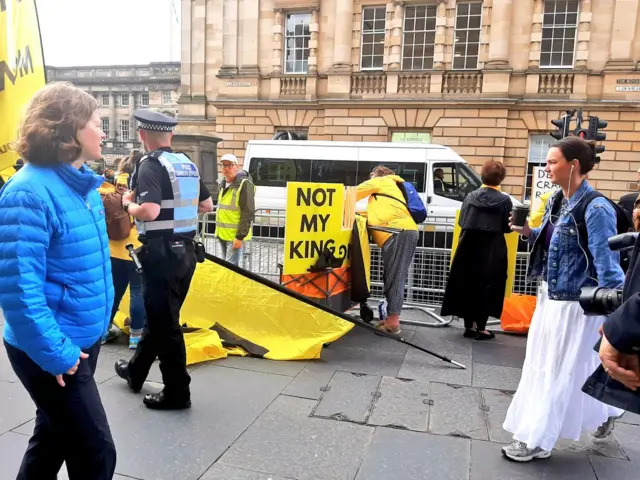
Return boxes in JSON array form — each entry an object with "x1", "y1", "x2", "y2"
[
  {"x1": 529, "y1": 190, "x2": 553, "y2": 228},
  {"x1": 97, "y1": 174, "x2": 141, "y2": 261},
  {"x1": 356, "y1": 175, "x2": 418, "y2": 247}
]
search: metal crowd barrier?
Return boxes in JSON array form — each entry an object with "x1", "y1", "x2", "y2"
[{"x1": 198, "y1": 208, "x2": 538, "y2": 328}]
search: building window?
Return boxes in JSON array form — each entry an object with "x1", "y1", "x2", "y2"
[
  {"x1": 391, "y1": 131, "x2": 432, "y2": 143},
  {"x1": 101, "y1": 93, "x2": 110, "y2": 106},
  {"x1": 101, "y1": 118, "x2": 110, "y2": 138},
  {"x1": 120, "y1": 119, "x2": 130, "y2": 142},
  {"x1": 402, "y1": 5, "x2": 437, "y2": 71},
  {"x1": 540, "y1": 0, "x2": 578, "y2": 68},
  {"x1": 141, "y1": 92, "x2": 149, "y2": 107},
  {"x1": 284, "y1": 13, "x2": 311, "y2": 74},
  {"x1": 360, "y1": 6, "x2": 386, "y2": 71},
  {"x1": 162, "y1": 91, "x2": 172, "y2": 104},
  {"x1": 453, "y1": 2, "x2": 482, "y2": 70},
  {"x1": 273, "y1": 129, "x2": 309, "y2": 140},
  {"x1": 525, "y1": 134, "x2": 554, "y2": 201},
  {"x1": 121, "y1": 94, "x2": 130, "y2": 107}
]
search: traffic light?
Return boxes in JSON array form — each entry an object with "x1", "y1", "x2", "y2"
[
  {"x1": 550, "y1": 115, "x2": 571, "y2": 140},
  {"x1": 587, "y1": 116, "x2": 607, "y2": 163}
]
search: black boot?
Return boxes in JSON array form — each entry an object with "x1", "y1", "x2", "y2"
[
  {"x1": 114, "y1": 360, "x2": 143, "y2": 393},
  {"x1": 143, "y1": 390, "x2": 191, "y2": 410}
]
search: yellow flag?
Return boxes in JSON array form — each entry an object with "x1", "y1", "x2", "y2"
[{"x1": 0, "y1": 0, "x2": 46, "y2": 182}]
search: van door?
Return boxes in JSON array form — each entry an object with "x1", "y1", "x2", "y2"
[{"x1": 426, "y1": 162, "x2": 482, "y2": 221}]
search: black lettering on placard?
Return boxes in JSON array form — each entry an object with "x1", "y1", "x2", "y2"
[
  {"x1": 288, "y1": 239, "x2": 351, "y2": 260},
  {"x1": 296, "y1": 187, "x2": 337, "y2": 207},
  {"x1": 300, "y1": 213, "x2": 330, "y2": 233},
  {"x1": 0, "y1": 46, "x2": 35, "y2": 92}
]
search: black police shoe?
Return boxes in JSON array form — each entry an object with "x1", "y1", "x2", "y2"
[
  {"x1": 114, "y1": 360, "x2": 142, "y2": 393},
  {"x1": 143, "y1": 390, "x2": 191, "y2": 410}
]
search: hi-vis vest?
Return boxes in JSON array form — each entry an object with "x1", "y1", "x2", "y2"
[
  {"x1": 135, "y1": 151, "x2": 200, "y2": 236},
  {"x1": 216, "y1": 179, "x2": 253, "y2": 241}
]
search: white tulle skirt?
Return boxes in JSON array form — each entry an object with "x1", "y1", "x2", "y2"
[{"x1": 503, "y1": 282, "x2": 624, "y2": 451}]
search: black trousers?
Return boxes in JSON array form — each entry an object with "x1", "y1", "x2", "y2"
[
  {"x1": 464, "y1": 314, "x2": 489, "y2": 332},
  {"x1": 5, "y1": 341, "x2": 116, "y2": 480},
  {"x1": 127, "y1": 246, "x2": 196, "y2": 397}
]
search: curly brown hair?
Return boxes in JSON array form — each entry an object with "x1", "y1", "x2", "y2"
[
  {"x1": 370, "y1": 165, "x2": 396, "y2": 177},
  {"x1": 15, "y1": 82, "x2": 98, "y2": 166}
]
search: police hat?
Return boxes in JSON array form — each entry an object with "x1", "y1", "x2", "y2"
[{"x1": 133, "y1": 109, "x2": 178, "y2": 132}]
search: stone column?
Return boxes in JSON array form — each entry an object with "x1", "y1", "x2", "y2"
[
  {"x1": 219, "y1": 0, "x2": 239, "y2": 76},
  {"x1": 528, "y1": 0, "x2": 544, "y2": 69},
  {"x1": 272, "y1": 9, "x2": 284, "y2": 74},
  {"x1": 329, "y1": 0, "x2": 355, "y2": 73},
  {"x1": 485, "y1": 0, "x2": 513, "y2": 69},
  {"x1": 388, "y1": 1, "x2": 404, "y2": 71},
  {"x1": 433, "y1": 0, "x2": 447, "y2": 70},
  {"x1": 308, "y1": 9, "x2": 319, "y2": 74},
  {"x1": 606, "y1": 0, "x2": 639, "y2": 69},
  {"x1": 574, "y1": 0, "x2": 591, "y2": 70},
  {"x1": 180, "y1": 0, "x2": 193, "y2": 97},
  {"x1": 239, "y1": 0, "x2": 260, "y2": 76}
]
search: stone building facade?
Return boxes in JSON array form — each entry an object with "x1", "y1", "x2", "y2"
[
  {"x1": 47, "y1": 63, "x2": 181, "y2": 167},
  {"x1": 179, "y1": 0, "x2": 640, "y2": 200}
]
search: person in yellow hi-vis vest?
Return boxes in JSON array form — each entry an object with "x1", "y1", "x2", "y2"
[
  {"x1": 529, "y1": 190, "x2": 554, "y2": 228},
  {"x1": 216, "y1": 153, "x2": 256, "y2": 266}
]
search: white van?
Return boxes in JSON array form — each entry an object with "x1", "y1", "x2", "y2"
[{"x1": 243, "y1": 140, "x2": 521, "y2": 222}]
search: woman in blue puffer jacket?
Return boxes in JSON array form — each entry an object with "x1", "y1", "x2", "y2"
[{"x1": 0, "y1": 82, "x2": 116, "y2": 479}]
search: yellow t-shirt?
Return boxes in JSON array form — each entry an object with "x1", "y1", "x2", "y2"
[{"x1": 98, "y1": 175, "x2": 141, "y2": 261}]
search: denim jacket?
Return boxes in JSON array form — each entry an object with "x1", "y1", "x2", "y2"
[{"x1": 528, "y1": 180, "x2": 624, "y2": 301}]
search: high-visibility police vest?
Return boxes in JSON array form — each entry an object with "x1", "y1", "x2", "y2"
[
  {"x1": 135, "y1": 151, "x2": 200, "y2": 236},
  {"x1": 216, "y1": 179, "x2": 254, "y2": 241}
]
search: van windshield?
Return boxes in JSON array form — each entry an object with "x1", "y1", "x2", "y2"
[{"x1": 432, "y1": 162, "x2": 482, "y2": 202}]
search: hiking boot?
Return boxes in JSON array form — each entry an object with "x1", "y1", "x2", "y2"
[{"x1": 501, "y1": 441, "x2": 551, "y2": 462}]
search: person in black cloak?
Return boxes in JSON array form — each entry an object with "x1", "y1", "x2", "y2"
[{"x1": 440, "y1": 160, "x2": 512, "y2": 340}]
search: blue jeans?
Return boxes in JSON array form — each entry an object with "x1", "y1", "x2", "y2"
[
  {"x1": 110, "y1": 257, "x2": 145, "y2": 330},
  {"x1": 217, "y1": 239, "x2": 245, "y2": 267}
]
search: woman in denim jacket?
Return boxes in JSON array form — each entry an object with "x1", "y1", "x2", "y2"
[{"x1": 502, "y1": 137, "x2": 625, "y2": 462}]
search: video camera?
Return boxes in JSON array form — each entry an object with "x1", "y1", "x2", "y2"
[{"x1": 579, "y1": 232, "x2": 638, "y2": 316}]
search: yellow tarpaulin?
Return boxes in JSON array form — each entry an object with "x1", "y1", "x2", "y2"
[
  {"x1": 450, "y1": 209, "x2": 519, "y2": 298},
  {"x1": 0, "y1": 0, "x2": 47, "y2": 182}
]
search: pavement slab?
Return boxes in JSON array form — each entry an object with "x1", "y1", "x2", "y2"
[
  {"x1": 429, "y1": 382, "x2": 489, "y2": 441},
  {"x1": 471, "y1": 363, "x2": 522, "y2": 392},
  {"x1": 367, "y1": 377, "x2": 431, "y2": 432},
  {"x1": 108, "y1": 365, "x2": 291, "y2": 480},
  {"x1": 405, "y1": 326, "x2": 473, "y2": 356},
  {"x1": 282, "y1": 362, "x2": 338, "y2": 400},
  {"x1": 480, "y1": 389, "x2": 515, "y2": 444},
  {"x1": 619, "y1": 411, "x2": 640, "y2": 426},
  {"x1": 311, "y1": 371, "x2": 380, "y2": 423},
  {"x1": 201, "y1": 464, "x2": 297, "y2": 480},
  {"x1": 472, "y1": 342, "x2": 526, "y2": 369},
  {"x1": 398, "y1": 348, "x2": 472, "y2": 386},
  {"x1": 355, "y1": 427, "x2": 471, "y2": 480},
  {"x1": 331, "y1": 325, "x2": 416, "y2": 356},
  {"x1": 555, "y1": 432, "x2": 626, "y2": 460},
  {"x1": 0, "y1": 381, "x2": 34, "y2": 435},
  {"x1": 219, "y1": 396, "x2": 374, "y2": 480},
  {"x1": 213, "y1": 355, "x2": 309, "y2": 377}
]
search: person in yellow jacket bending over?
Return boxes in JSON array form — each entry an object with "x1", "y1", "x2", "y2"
[
  {"x1": 529, "y1": 190, "x2": 554, "y2": 229},
  {"x1": 356, "y1": 165, "x2": 419, "y2": 335},
  {"x1": 99, "y1": 152, "x2": 145, "y2": 348},
  {"x1": 216, "y1": 154, "x2": 256, "y2": 267}
]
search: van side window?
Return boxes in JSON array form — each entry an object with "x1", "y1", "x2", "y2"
[
  {"x1": 432, "y1": 162, "x2": 482, "y2": 202},
  {"x1": 248, "y1": 158, "x2": 311, "y2": 187},
  {"x1": 356, "y1": 162, "x2": 426, "y2": 192},
  {"x1": 310, "y1": 160, "x2": 357, "y2": 185}
]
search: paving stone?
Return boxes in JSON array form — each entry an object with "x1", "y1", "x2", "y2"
[
  {"x1": 472, "y1": 342, "x2": 525, "y2": 369},
  {"x1": 0, "y1": 431, "x2": 29, "y2": 479},
  {"x1": 201, "y1": 464, "x2": 296, "y2": 480},
  {"x1": 589, "y1": 456, "x2": 638, "y2": 480},
  {"x1": 614, "y1": 422, "x2": 640, "y2": 461},
  {"x1": 472, "y1": 363, "x2": 521, "y2": 392},
  {"x1": 0, "y1": 343, "x2": 18, "y2": 383},
  {"x1": 214, "y1": 355, "x2": 309, "y2": 377},
  {"x1": 481, "y1": 389, "x2": 514, "y2": 444},
  {"x1": 0, "y1": 381, "x2": 34, "y2": 435},
  {"x1": 355, "y1": 427, "x2": 470, "y2": 480},
  {"x1": 281, "y1": 361, "x2": 336, "y2": 400},
  {"x1": 331, "y1": 325, "x2": 416, "y2": 355},
  {"x1": 109, "y1": 366, "x2": 291, "y2": 480},
  {"x1": 319, "y1": 345, "x2": 406, "y2": 378},
  {"x1": 619, "y1": 411, "x2": 640, "y2": 426},
  {"x1": 398, "y1": 348, "x2": 472, "y2": 386},
  {"x1": 220, "y1": 396, "x2": 374, "y2": 480},
  {"x1": 367, "y1": 377, "x2": 430, "y2": 432},
  {"x1": 429, "y1": 383, "x2": 489, "y2": 441},
  {"x1": 555, "y1": 431, "x2": 626, "y2": 460},
  {"x1": 470, "y1": 439, "x2": 598, "y2": 479},
  {"x1": 492, "y1": 332, "x2": 528, "y2": 348},
  {"x1": 410, "y1": 325, "x2": 473, "y2": 355},
  {"x1": 311, "y1": 371, "x2": 380, "y2": 423}
]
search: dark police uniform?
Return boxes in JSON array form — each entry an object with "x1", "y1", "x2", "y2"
[{"x1": 115, "y1": 110, "x2": 211, "y2": 410}]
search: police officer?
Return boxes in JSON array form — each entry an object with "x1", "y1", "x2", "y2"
[{"x1": 114, "y1": 110, "x2": 213, "y2": 410}]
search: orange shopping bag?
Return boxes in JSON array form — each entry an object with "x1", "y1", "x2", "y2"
[{"x1": 500, "y1": 294, "x2": 537, "y2": 334}]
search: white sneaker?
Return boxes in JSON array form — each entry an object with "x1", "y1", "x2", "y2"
[
  {"x1": 592, "y1": 415, "x2": 621, "y2": 442},
  {"x1": 502, "y1": 441, "x2": 551, "y2": 462}
]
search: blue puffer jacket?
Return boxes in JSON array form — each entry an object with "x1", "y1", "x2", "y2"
[{"x1": 0, "y1": 163, "x2": 114, "y2": 375}]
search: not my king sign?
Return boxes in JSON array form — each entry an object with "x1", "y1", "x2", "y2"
[{"x1": 283, "y1": 182, "x2": 353, "y2": 275}]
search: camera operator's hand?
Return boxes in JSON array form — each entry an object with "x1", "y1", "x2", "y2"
[
  {"x1": 599, "y1": 333, "x2": 640, "y2": 391},
  {"x1": 509, "y1": 215, "x2": 531, "y2": 237}
]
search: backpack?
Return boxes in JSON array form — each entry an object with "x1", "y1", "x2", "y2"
[
  {"x1": 101, "y1": 192, "x2": 133, "y2": 241},
  {"x1": 572, "y1": 190, "x2": 634, "y2": 272},
  {"x1": 373, "y1": 181, "x2": 427, "y2": 224}
]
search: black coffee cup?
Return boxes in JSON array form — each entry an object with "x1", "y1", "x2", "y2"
[{"x1": 511, "y1": 205, "x2": 530, "y2": 229}]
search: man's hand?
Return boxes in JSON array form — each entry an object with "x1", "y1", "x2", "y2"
[
  {"x1": 599, "y1": 333, "x2": 640, "y2": 391},
  {"x1": 122, "y1": 190, "x2": 135, "y2": 205},
  {"x1": 56, "y1": 352, "x2": 89, "y2": 387},
  {"x1": 232, "y1": 238, "x2": 243, "y2": 249}
]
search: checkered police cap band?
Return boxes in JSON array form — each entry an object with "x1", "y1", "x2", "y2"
[{"x1": 137, "y1": 122, "x2": 175, "y2": 132}]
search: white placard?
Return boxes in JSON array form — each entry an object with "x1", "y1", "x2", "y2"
[{"x1": 531, "y1": 166, "x2": 560, "y2": 201}]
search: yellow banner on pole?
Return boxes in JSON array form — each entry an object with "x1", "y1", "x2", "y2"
[
  {"x1": 283, "y1": 182, "x2": 353, "y2": 275},
  {"x1": 0, "y1": 0, "x2": 47, "y2": 182}
]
